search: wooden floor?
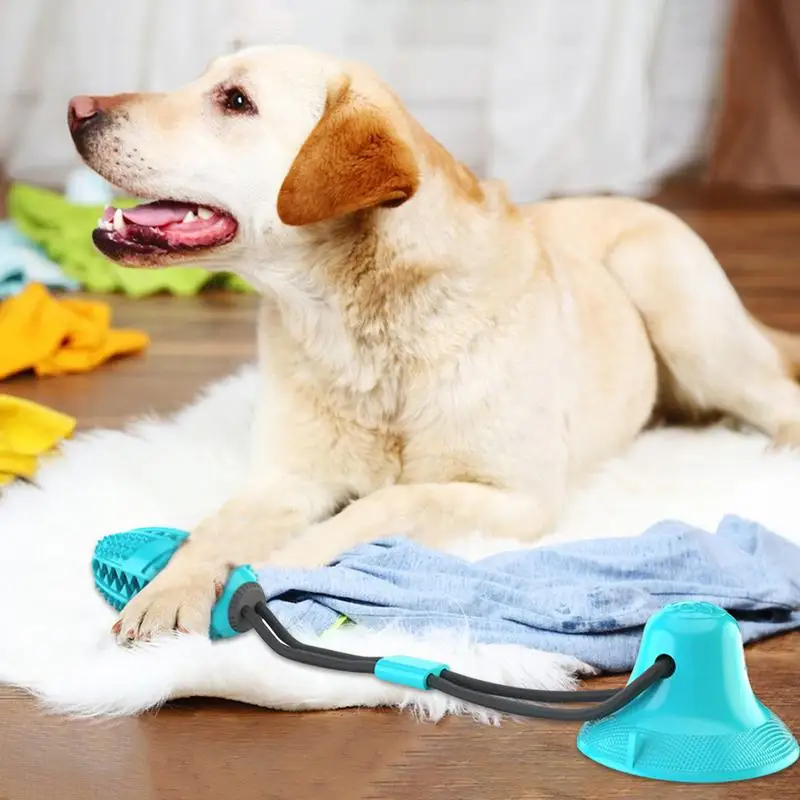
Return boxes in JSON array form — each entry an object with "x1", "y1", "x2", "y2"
[{"x1": 1, "y1": 184, "x2": 799, "y2": 799}]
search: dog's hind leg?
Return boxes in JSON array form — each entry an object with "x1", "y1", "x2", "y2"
[{"x1": 605, "y1": 204, "x2": 800, "y2": 447}]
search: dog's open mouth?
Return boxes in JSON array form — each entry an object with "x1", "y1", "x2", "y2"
[{"x1": 92, "y1": 200, "x2": 238, "y2": 264}]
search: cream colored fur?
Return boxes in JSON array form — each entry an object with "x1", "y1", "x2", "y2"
[{"x1": 71, "y1": 45, "x2": 800, "y2": 644}]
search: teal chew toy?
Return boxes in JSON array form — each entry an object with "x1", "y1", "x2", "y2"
[
  {"x1": 92, "y1": 528, "x2": 798, "y2": 784},
  {"x1": 92, "y1": 527, "x2": 258, "y2": 640}
]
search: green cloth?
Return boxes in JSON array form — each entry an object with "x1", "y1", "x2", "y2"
[{"x1": 8, "y1": 183, "x2": 253, "y2": 297}]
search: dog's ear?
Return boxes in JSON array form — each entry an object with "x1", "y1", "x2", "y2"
[{"x1": 277, "y1": 84, "x2": 419, "y2": 226}]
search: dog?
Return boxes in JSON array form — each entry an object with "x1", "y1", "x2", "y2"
[{"x1": 68, "y1": 45, "x2": 800, "y2": 644}]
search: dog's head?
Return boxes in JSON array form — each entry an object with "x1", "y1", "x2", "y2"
[{"x1": 68, "y1": 45, "x2": 420, "y2": 270}]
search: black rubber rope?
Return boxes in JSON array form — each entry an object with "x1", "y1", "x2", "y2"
[
  {"x1": 248, "y1": 601, "x2": 673, "y2": 717},
  {"x1": 245, "y1": 604, "x2": 378, "y2": 672},
  {"x1": 252, "y1": 601, "x2": 608, "y2": 699},
  {"x1": 428, "y1": 655, "x2": 675, "y2": 721},
  {"x1": 439, "y1": 669, "x2": 618, "y2": 703},
  {"x1": 252, "y1": 601, "x2": 379, "y2": 668}
]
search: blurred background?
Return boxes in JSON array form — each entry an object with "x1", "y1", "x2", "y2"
[{"x1": 1, "y1": 0, "x2": 798, "y2": 201}]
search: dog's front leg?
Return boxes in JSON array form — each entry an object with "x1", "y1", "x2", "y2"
[
  {"x1": 111, "y1": 479, "x2": 343, "y2": 643},
  {"x1": 268, "y1": 482, "x2": 562, "y2": 569}
]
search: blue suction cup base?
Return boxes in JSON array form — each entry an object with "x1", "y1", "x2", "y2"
[
  {"x1": 578, "y1": 600, "x2": 799, "y2": 783},
  {"x1": 578, "y1": 710, "x2": 799, "y2": 784}
]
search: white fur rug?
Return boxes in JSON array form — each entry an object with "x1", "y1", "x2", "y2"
[{"x1": 2, "y1": 364, "x2": 800, "y2": 720}]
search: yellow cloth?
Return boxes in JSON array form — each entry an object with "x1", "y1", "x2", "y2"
[
  {"x1": 0, "y1": 282, "x2": 149, "y2": 379},
  {"x1": 0, "y1": 394, "x2": 76, "y2": 485}
]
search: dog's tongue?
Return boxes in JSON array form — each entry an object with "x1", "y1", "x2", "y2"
[{"x1": 121, "y1": 200, "x2": 195, "y2": 226}]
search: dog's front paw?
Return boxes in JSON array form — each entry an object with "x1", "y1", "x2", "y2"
[
  {"x1": 112, "y1": 575, "x2": 224, "y2": 645},
  {"x1": 769, "y1": 421, "x2": 800, "y2": 453}
]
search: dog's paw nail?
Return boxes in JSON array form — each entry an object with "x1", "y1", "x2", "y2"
[
  {"x1": 214, "y1": 580, "x2": 224, "y2": 599},
  {"x1": 176, "y1": 624, "x2": 189, "y2": 634},
  {"x1": 111, "y1": 620, "x2": 122, "y2": 635}
]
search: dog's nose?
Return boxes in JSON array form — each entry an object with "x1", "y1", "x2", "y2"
[{"x1": 68, "y1": 95, "x2": 100, "y2": 134}]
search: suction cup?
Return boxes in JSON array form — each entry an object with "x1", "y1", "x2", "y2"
[{"x1": 577, "y1": 601, "x2": 798, "y2": 783}]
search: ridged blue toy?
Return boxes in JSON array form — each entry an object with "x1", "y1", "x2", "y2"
[
  {"x1": 92, "y1": 526, "x2": 257, "y2": 639},
  {"x1": 577, "y1": 601, "x2": 799, "y2": 783}
]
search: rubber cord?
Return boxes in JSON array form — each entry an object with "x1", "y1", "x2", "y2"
[
  {"x1": 439, "y1": 671, "x2": 618, "y2": 703},
  {"x1": 246, "y1": 601, "x2": 674, "y2": 720},
  {"x1": 246, "y1": 603, "x2": 377, "y2": 672},
  {"x1": 429, "y1": 656, "x2": 674, "y2": 721}
]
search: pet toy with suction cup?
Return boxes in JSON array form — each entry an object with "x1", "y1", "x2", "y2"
[{"x1": 92, "y1": 527, "x2": 799, "y2": 784}]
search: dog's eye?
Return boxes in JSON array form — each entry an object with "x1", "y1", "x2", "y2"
[{"x1": 220, "y1": 86, "x2": 256, "y2": 115}]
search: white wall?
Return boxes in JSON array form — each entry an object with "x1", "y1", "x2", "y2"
[{"x1": 0, "y1": 0, "x2": 731, "y2": 201}]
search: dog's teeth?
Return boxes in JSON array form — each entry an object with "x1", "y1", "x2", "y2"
[
  {"x1": 197, "y1": 207, "x2": 214, "y2": 220},
  {"x1": 182, "y1": 211, "x2": 196, "y2": 223},
  {"x1": 112, "y1": 208, "x2": 125, "y2": 232}
]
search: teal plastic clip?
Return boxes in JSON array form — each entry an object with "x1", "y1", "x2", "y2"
[{"x1": 374, "y1": 655, "x2": 449, "y2": 690}]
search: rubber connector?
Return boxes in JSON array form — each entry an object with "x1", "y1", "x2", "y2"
[
  {"x1": 374, "y1": 655, "x2": 449, "y2": 690},
  {"x1": 209, "y1": 565, "x2": 266, "y2": 639},
  {"x1": 227, "y1": 581, "x2": 268, "y2": 634}
]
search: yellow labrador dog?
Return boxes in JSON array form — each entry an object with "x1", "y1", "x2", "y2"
[{"x1": 68, "y1": 45, "x2": 800, "y2": 644}]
